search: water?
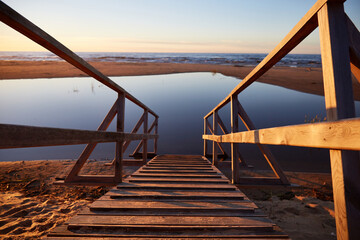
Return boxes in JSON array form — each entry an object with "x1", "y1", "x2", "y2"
[
  {"x1": 1, "y1": 72, "x2": 358, "y2": 172},
  {"x1": 0, "y1": 51, "x2": 322, "y2": 68}
]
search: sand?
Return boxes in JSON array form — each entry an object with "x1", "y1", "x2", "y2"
[
  {"x1": 0, "y1": 159, "x2": 139, "y2": 239},
  {"x1": 0, "y1": 159, "x2": 335, "y2": 240},
  {"x1": 1, "y1": 60, "x2": 360, "y2": 100}
]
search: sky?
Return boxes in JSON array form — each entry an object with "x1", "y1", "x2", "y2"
[{"x1": 0, "y1": 0, "x2": 359, "y2": 54}]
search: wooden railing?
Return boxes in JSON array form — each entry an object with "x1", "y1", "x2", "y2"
[
  {"x1": 203, "y1": 0, "x2": 360, "y2": 239},
  {"x1": 0, "y1": 2, "x2": 159, "y2": 185}
]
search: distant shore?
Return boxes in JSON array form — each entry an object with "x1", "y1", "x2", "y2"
[{"x1": 1, "y1": 60, "x2": 359, "y2": 100}]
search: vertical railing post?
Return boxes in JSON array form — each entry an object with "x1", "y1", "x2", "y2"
[
  {"x1": 115, "y1": 93, "x2": 125, "y2": 183},
  {"x1": 212, "y1": 111, "x2": 218, "y2": 166},
  {"x1": 203, "y1": 117, "x2": 208, "y2": 156},
  {"x1": 154, "y1": 116, "x2": 158, "y2": 154},
  {"x1": 143, "y1": 110, "x2": 148, "y2": 164},
  {"x1": 318, "y1": 1, "x2": 360, "y2": 239},
  {"x1": 231, "y1": 95, "x2": 240, "y2": 184}
]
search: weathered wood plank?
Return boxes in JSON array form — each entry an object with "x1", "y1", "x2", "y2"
[
  {"x1": 127, "y1": 177, "x2": 229, "y2": 184},
  {"x1": 203, "y1": 117, "x2": 360, "y2": 151},
  {"x1": 105, "y1": 189, "x2": 246, "y2": 199},
  {"x1": 318, "y1": 2, "x2": 360, "y2": 239},
  {"x1": 130, "y1": 173, "x2": 222, "y2": 178},
  {"x1": 68, "y1": 215, "x2": 274, "y2": 227},
  {"x1": 231, "y1": 95, "x2": 240, "y2": 184},
  {"x1": 0, "y1": 124, "x2": 158, "y2": 149},
  {"x1": 117, "y1": 182, "x2": 237, "y2": 191},
  {"x1": 115, "y1": 93, "x2": 125, "y2": 183}
]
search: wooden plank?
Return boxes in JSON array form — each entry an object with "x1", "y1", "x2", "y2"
[
  {"x1": 204, "y1": 0, "x2": 325, "y2": 119},
  {"x1": 142, "y1": 110, "x2": 148, "y2": 164},
  {"x1": 139, "y1": 169, "x2": 218, "y2": 174},
  {"x1": 78, "y1": 208, "x2": 269, "y2": 218},
  {"x1": 318, "y1": 2, "x2": 360, "y2": 239},
  {"x1": 203, "y1": 118, "x2": 208, "y2": 156},
  {"x1": 115, "y1": 93, "x2": 125, "y2": 183},
  {"x1": 106, "y1": 189, "x2": 245, "y2": 199},
  {"x1": 116, "y1": 183, "x2": 237, "y2": 191},
  {"x1": 130, "y1": 173, "x2": 222, "y2": 178},
  {"x1": 0, "y1": 123, "x2": 157, "y2": 149},
  {"x1": 213, "y1": 111, "x2": 219, "y2": 165},
  {"x1": 0, "y1": 2, "x2": 158, "y2": 117},
  {"x1": 68, "y1": 215, "x2": 275, "y2": 227},
  {"x1": 206, "y1": 119, "x2": 226, "y2": 156},
  {"x1": 127, "y1": 177, "x2": 229, "y2": 184},
  {"x1": 46, "y1": 223, "x2": 288, "y2": 238},
  {"x1": 91, "y1": 200, "x2": 254, "y2": 211},
  {"x1": 231, "y1": 95, "x2": 241, "y2": 184},
  {"x1": 203, "y1": 117, "x2": 360, "y2": 151}
]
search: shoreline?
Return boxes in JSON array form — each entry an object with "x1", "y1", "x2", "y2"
[{"x1": 1, "y1": 60, "x2": 359, "y2": 100}]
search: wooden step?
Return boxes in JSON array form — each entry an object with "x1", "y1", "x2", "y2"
[
  {"x1": 78, "y1": 207, "x2": 266, "y2": 217},
  {"x1": 117, "y1": 182, "x2": 237, "y2": 191},
  {"x1": 142, "y1": 166, "x2": 213, "y2": 170},
  {"x1": 127, "y1": 177, "x2": 229, "y2": 184},
  {"x1": 131, "y1": 173, "x2": 222, "y2": 178},
  {"x1": 68, "y1": 215, "x2": 272, "y2": 228},
  {"x1": 104, "y1": 190, "x2": 245, "y2": 200},
  {"x1": 89, "y1": 200, "x2": 255, "y2": 212},
  {"x1": 47, "y1": 225, "x2": 289, "y2": 239},
  {"x1": 139, "y1": 169, "x2": 218, "y2": 174}
]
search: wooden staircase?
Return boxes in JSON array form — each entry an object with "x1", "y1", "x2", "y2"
[{"x1": 46, "y1": 155, "x2": 289, "y2": 239}]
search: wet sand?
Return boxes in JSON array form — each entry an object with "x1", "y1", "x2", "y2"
[{"x1": 1, "y1": 60, "x2": 359, "y2": 100}]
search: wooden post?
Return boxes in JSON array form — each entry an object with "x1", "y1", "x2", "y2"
[
  {"x1": 212, "y1": 112, "x2": 218, "y2": 166},
  {"x1": 203, "y1": 118, "x2": 208, "y2": 156},
  {"x1": 115, "y1": 93, "x2": 125, "y2": 183},
  {"x1": 143, "y1": 110, "x2": 148, "y2": 164},
  {"x1": 231, "y1": 95, "x2": 240, "y2": 184},
  {"x1": 318, "y1": 2, "x2": 360, "y2": 239},
  {"x1": 154, "y1": 117, "x2": 158, "y2": 154}
]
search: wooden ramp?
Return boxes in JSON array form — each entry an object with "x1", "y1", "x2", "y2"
[{"x1": 46, "y1": 155, "x2": 289, "y2": 239}]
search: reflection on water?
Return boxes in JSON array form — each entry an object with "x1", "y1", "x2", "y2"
[{"x1": 0, "y1": 72, "x2": 359, "y2": 172}]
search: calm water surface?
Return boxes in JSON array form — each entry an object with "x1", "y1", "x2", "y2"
[{"x1": 1, "y1": 73, "x2": 358, "y2": 172}]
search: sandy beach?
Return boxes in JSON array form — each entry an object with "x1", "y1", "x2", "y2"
[{"x1": 1, "y1": 60, "x2": 360, "y2": 100}]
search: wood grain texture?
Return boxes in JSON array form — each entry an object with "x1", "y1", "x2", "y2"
[
  {"x1": 318, "y1": 2, "x2": 360, "y2": 239},
  {"x1": 231, "y1": 95, "x2": 240, "y2": 184},
  {"x1": 0, "y1": 123, "x2": 158, "y2": 149},
  {"x1": 203, "y1": 118, "x2": 360, "y2": 150},
  {"x1": 115, "y1": 93, "x2": 125, "y2": 183}
]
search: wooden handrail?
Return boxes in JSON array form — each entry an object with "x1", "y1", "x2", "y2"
[
  {"x1": 203, "y1": 0, "x2": 360, "y2": 238},
  {"x1": 0, "y1": 123, "x2": 158, "y2": 149},
  {"x1": 203, "y1": 118, "x2": 360, "y2": 151},
  {"x1": 0, "y1": 2, "x2": 157, "y2": 118}
]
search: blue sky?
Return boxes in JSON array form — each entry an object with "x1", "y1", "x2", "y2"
[{"x1": 0, "y1": 0, "x2": 359, "y2": 53}]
